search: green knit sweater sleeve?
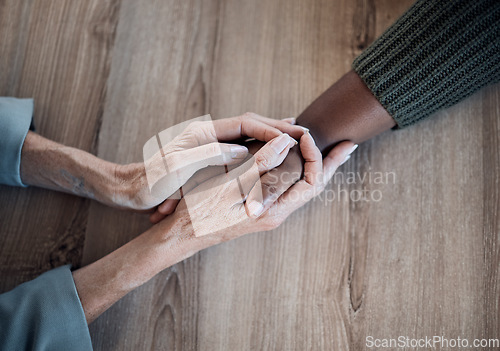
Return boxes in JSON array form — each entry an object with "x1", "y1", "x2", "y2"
[{"x1": 352, "y1": 0, "x2": 500, "y2": 128}]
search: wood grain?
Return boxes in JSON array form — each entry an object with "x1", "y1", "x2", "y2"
[
  {"x1": 0, "y1": 0, "x2": 120, "y2": 290},
  {"x1": 1, "y1": 0, "x2": 498, "y2": 350}
]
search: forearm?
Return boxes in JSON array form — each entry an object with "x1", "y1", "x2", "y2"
[
  {"x1": 72, "y1": 231, "x2": 165, "y2": 324},
  {"x1": 352, "y1": 0, "x2": 500, "y2": 129},
  {"x1": 296, "y1": 70, "x2": 396, "y2": 154},
  {"x1": 72, "y1": 214, "x2": 198, "y2": 323},
  {"x1": 297, "y1": 0, "x2": 500, "y2": 153},
  {"x1": 20, "y1": 131, "x2": 140, "y2": 207}
]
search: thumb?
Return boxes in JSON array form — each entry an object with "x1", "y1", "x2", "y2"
[
  {"x1": 172, "y1": 142, "x2": 249, "y2": 171},
  {"x1": 149, "y1": 143, "x2": 248, "y2": 200},
  {"x1": 322, "y1": 142, "x2": 358, "y2": 183}
]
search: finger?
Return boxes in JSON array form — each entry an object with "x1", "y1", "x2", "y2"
[
  {"x1": 149, "y1": 143, "x2": 246, "y2": 201},
  {"x1": 162, "y1": 142, "x2": 246, "y2": 192},
  {"x1": 268, "y1": 178, "x2": 315, "y2": 218},
  {"x1": 236, "y1": 134, "x2": 295, "y2": 211},
  {"x1": 212, "y1": 118, "x2": 282, "y2": 143},
  {"x1": 150, "y1": 198, "x2": 180, "y2": 223},
  {"x1": 263, "y1": 141, "x2": 358, "y2": 219},
  {"x1": 299, "y1": 132, "x2": 323, "y2": 186},
  {"x1": 281, "y1": 117, "x2": 296, "y2": 125},
  {"x1": 241, "y1": 113, "x2": 307, "y2": 139},
  {"x1": 246, "y1": 132, "x2": 323, "y2": 218},
  {"x1": 170, "y1": 142, "x2": 248, "y2": 171},
  {"x1": 322, "y1": 142, "x2": 358, "y2": 183},
  {"x1": 212, "y1": 113, "x2": 306, "y2": 142},
  {"x1": 252, "y1": 133, "x2": 297, "y2": 174},
  {"x1": 150, "y1": 210, "x2": 167, "y2": 224},
  {"x1": 150, "y1": 197, "x2": 182, "y2": 223},
  {"x1": 158, "y1": 198, "x2": 179, "y2": 214},
  {"x1": 245, "y1": 164, "x2": 301, "y2": 218}
]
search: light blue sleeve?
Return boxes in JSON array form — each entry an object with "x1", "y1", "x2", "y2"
[
  {"x1": 0, "y1": 265, "x2": 93, "y2": 351},
  {"x1": 0, "y1": 97, "x2": 93, "y2": 349},
  {"x1": 0, "y1": 97, "x2": 34, "y2": 187}
]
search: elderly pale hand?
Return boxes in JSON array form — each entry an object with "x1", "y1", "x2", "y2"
[
  {"x1": 148, "y1": 132, "x2": 357, "y2": 256},
  {"x1": 113, "y1": 113, "x2": 306, "y2": 211}
]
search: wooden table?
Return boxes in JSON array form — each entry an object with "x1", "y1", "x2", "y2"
[{"x1": 1, "y1": 0, "x2": 498, "y2": 349}]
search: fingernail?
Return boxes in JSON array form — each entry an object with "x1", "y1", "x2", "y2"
[
  {"x1": 230, "y1": 145, "x2": 248, "y2": 159},
  {"x1": 247, "y1": 201, "x2": 264, "y2": 217},
  {"x1": 340, "y1": 144, "x2": 357, "y2": 166},
  {"x1": 282, "y1": 117, "x2": 296, "y2": 124},
  {"x1": 348, "y1": 144, "x2": 359, "y2": 155},
  {"x1": 270, "y1": 133, "x2": 291, "y2": 153},
  {"x1": 340, "y1": 155, "x2": 351, "y2": 166},
  {"x1": 299, "y1": 126, "x2": 309, "y2": 133}
]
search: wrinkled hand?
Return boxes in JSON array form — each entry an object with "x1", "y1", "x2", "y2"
[
  {"x1": 151, "y1": 132, "x2": 357, "y2": 248},
  {"x1": 113, "y1": 113, "x2": 305, "y2": 211},
  {"x1": 244, "y1": 143, "x2": 304, "y2": 217}
]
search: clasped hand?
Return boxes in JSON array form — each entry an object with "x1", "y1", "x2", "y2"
[
  {"x1": 70, "y1": 112, "x2": 356, "y2": 323},
  {"x1": 116, "y1": 112, "x2": 356, "y2": 246}
]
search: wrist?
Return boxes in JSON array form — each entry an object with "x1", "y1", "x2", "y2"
[
  {"x1": 110, "y1": 162, "x2": 149, "y2": 210},
  {"x1": 296, "y1": 70, "x2": 396, "y2": 154},
  {"x1": 86, "y1": 158, "x2": 123, "y2": 207},
  {"x1": 150, "y1": 204, "x2": 236, "y2": 263},
  {"x1": 73, "y1": 218, "x2": 192, "y2": 323},
  {"x1": 148, "y1": 209, "x2": 205, "y2": 266}
]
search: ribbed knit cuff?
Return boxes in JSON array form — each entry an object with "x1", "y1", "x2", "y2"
[{"x1": 352, "y1": 0, "x2": 500, "y2": 128}]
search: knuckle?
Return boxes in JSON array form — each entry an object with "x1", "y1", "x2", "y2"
[
  {"x1": 185, "y1": 121, "x2": 210, "y2": 138},
  {"x1": 256, "y1": 152, "x2": 273, "y2": 169},
  {"x1": 188, "y1": 121, "x2": 205, "y2": 130},
  {"x1": 182, "y1": 122, "x2": 202, "y2": 139},
  {"x1": 165, "y1": 153, "x2": 180, "y2": 170},
  {"x1": 263, "y1": 183, "x2": 278, "y2": 196},
  {"x1": 204, "y1": 142, "x2": 220, "y2": 157},
  {"x1": 242, "y1": 112, "x2": 256, "y2": 120},
  {"x1": 184, "y1": 122, "x2": 197, "y2": 133}
]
